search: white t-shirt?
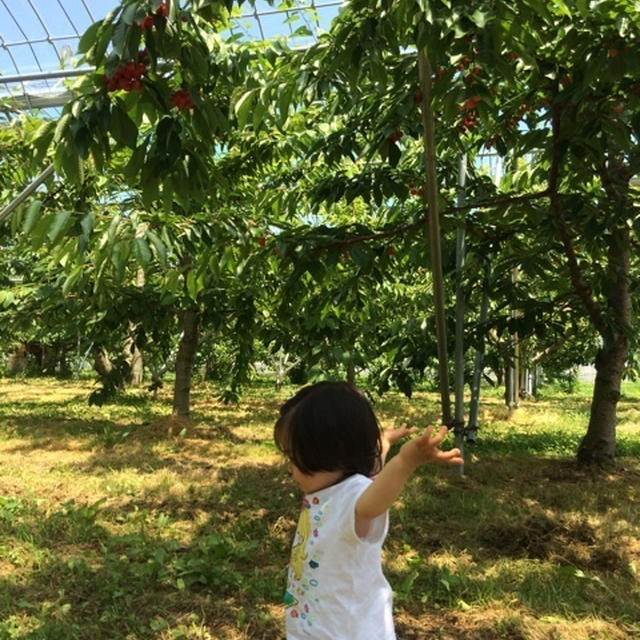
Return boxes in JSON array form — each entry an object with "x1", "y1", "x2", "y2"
[{"x1": 284, "y1": 473, "x2": 396, "y2": 640}]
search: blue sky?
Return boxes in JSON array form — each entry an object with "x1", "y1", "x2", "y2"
[
  {"x1": 0, "y1": 0, "x2": 115, "y2": 78},
  {"x1": 0, "y1": 0, "x2": 341, "y2": 85}
]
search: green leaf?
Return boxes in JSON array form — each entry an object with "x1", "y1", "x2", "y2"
[
  {"x1": 121, "y1": 3, "x2": 139, "y2": 26},
  {"x1": 0, "y1": 291, "x2": 15, "y2": 309},
  {"x1": 31, "y1": 120, "x2": 56, "y2": 162},
  {"x1": 186, "y1": 269, "x2": 204, "y2": 300},
  {"x1": 77, "y1": 20, "x2": 103, "y2": 54},
  {"x1": 110, "y1": 105, "x2": 138, "y2": 149},
  {"x1": 252, "y1": 99, "x2": 267, "y2": 130},
  {"x1": 575, "y1": 0, "x2": 588, "y2": 16},
  {"x1": 62, "y1": 265, "x2": 84, "y2": 295},
  {"x1": 470, "y1": 9, "x2": 488, "y2": 27},
  {"x1": 112, "y1": 20, "x2": 127, "y2": 57},
  {"x1": 234, "y1": 89, "x2": 257, "y2": 128},
  {"x1": 552, "y1": 0, "x2": 572, "y2": 17},
  {"x1": 387, "y1": 141, "x2": 401, "y2": 168},
  {"x1": 277, "y1": 83, "x2": 294, "y2": 126},
  {"x1": 133, "y1": 237, "x2": 152, "y2": 266},
  {"x1": 146, "y1": 230, "x2": 167, "y2": 265},
  {"x1": 54, "y1": 113, "x2": 72, "y2": 143},
  {"x1": 22, "y1": 201, "x2": 43, "y2": 234},
  {"x1": 80, "y1": 211, "x2": 94, "y2": 239},
  {"x1": 30, "y1": 215, "x2": 52, "y2": 250},
  {"x1": 124, "y1": 143, "x2": 147, "y2": 180},
  {"x1": 47, "y1": 210, "x2": 72, "y2": 245}
]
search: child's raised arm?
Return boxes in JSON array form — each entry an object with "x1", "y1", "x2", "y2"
[
  {"x1": 380, "y1": 423, "x2": 418, "y2": 466},
  {"x1": 356, "y1": 426, "x2": 463, "y2": 537}
]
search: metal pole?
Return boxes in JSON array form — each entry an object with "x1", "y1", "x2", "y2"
[
  {"x1": 417, "y1": 47, "x2": 452, "y2": 426},
  {"x1": 511, "y1": 266, "x2": 520, "y2": 408},
  {"x1": 0, "y1": 164, "x2": 54, "y2": 224},
  {"x1": 467, "y1": 281, "x2": 489, "y2": 442},
  {"x1": 0, "y1": 69, "x2": 90, "y2": 84},
  {"x1": 454, "y1": 155, "x2": 467, "y2": 470}
]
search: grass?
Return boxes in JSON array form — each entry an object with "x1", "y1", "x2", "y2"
[{"x1": 0, "y1": 376, "x2": 638, "y2": 639}]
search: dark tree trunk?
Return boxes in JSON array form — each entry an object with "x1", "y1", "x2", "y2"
[
  {"x1": 6, "y1": 345, "x2": 27, "y2": 376},
  {"x1": 577, "y1": 337, "x2": 628, "y2": 465},
  {"x1": 42, "y1": 345, "x2": 58, "y2": 375},
  {"x1": 504, "y1": 366, "x2": 512, "y2": 408},
  {"x1": 577, "y1": 223, "x2": 631, "y2": 466},
  {"x1": 58, "y1": 347, "x2": 71, "y2": 377},
  {"x1": 173, "y1": 308, "x2": 200, "y2": 416},
  {"x1": 346, "y1": 357, "x2": 356, "y2": 386}
]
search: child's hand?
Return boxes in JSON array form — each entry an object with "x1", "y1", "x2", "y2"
[
  {"x1": 398, "y1": 425, "x2": 463, "y2": 468},
  {"x1": 383, "y1": 423, "x2": 418, "y2": 445}
]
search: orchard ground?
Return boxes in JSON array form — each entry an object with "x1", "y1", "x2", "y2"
[{"x1": 0, "y1": 376, "x2": 638, "y2": 640}]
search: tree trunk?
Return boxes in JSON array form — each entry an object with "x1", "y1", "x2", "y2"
[
  {"x1": 173, "y1": 308, "x2": 200, "y2": 416},
  {"x1": 93, "y1": 347, "x2": 113, "y2": 377},
  {"x1": 128, "y1": 344, "x2": 144, "y2": 385},
  {"x1": 577, "y1": 223, "x2": 631, "y2": 466},
  {"x1": 577, "y1": 337, "x2": 628, "y2": 465},
  {"x1": 346, "y1": 354, "x2": 356, "y2": 386},
  {"x1": 123, "y1": 332, "x2": 144, "y2": 386}
]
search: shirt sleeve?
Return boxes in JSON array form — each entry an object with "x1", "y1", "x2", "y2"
[{"x1": 344, "y1": 475, "x2": 389, "y2": 545}]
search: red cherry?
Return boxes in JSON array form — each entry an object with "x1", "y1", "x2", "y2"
[
  {"x1": 461, "y1": 95, "x2": 480, "y2": 110},
  {"x1": 139, "y1": 15, "x2": 154, "y2": 29},
  {"x1": 171, "y1": 89, "x2": 195, "y2": 110}
]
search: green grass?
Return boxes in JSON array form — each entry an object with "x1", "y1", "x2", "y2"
[{"x1": 0, "y1": 376, "x2": 638, "y2": 639}]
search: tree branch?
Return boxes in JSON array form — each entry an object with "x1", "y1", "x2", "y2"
[
  {"x1": 547, "y1": 91, "x2": 607, "y2": 336},
  {"x1": 307, "y1": 189, "x2": 551, "y2": 252}
]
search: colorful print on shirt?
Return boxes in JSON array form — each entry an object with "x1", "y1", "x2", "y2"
[{"x1": 284, "y1": 494, "x2": 328, "y2": 630}]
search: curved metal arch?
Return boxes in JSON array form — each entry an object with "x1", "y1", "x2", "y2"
[{"x1": 0, "y1": 0, "x2": 342, "y2": 115}]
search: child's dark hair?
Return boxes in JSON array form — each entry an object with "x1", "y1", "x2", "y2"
[{"x1": 274, "y1": 381, "x2": 382, "y2": 477}]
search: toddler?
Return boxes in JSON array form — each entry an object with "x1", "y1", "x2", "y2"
[{"x1": 274, "y1": 381, "x2": 463, "y2": 639}]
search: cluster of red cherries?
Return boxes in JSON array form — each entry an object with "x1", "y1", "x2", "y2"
[
  {"x1": 103, "y1": 58, "x2": 147, "y2": 92},
  {"x1": 103, "y1": 3, "x2": 198, "y2": 110},
  {"x1": 170, "y1": 89, "x2": 195, "y2": 110},
  {"x1": 138, "y1": 2, "x2": 168, "y2": 29}
]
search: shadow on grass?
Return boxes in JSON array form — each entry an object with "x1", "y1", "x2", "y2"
[
  {"x1": 1, "y1": 457, "x2": 639, "y2": 639},
  {"x1": 0, "y1": 463, "x2": 291, "y2": 640}
]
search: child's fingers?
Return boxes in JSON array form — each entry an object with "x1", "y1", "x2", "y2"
[
  {"x1": 424, "y1": 424, "x2": 448, "y2": 445},
  {"x1": 440, "y1": 447, "x2": 463, "y2": 462}
]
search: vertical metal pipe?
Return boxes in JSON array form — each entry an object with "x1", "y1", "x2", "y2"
[
  {"x1": 417, "y1": 48, "x2": 452, "y2": 426},
  {"x1": 454, "y1": 155, "x2": 467, "y2": 470},
  {"x1": 467, "y1": 282, "x2": 489, "y2": 442}
]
